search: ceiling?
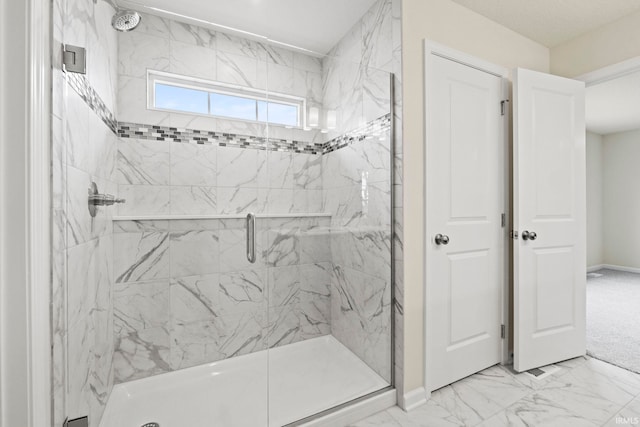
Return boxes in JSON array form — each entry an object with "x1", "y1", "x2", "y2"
[
  {"x1": 586, "y1": 71, "x2": 640, "y2": 135},
  {"x1": 450, "y1": 0, "x2": 640, "y2": 47},
  {"x1": 118, "y1": 0, "x2": 377, "y2": 54}
]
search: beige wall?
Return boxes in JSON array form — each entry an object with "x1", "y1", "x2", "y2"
[
  {"x1": 602, "y1": 130, "x2": 640, "y2": 270},
  {"x1": 586, "y1": 132, "x2": 604, "y2": 268},
  {"x1": 401, "y1": 0, "x2": 549, "y2": 394},
  {"x1": 551, "y1": 10, "x2": 640, "y2": 78}
]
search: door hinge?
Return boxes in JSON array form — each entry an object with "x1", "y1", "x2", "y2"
[
  {"x1": 501, "y1": 324, "x2": 506, "y2": 339},
  {"x1": 501, "y1": 213, "x2": 506, "y2": 228},
  {"x1": 510, "y1": 230, "x2": 518, "y2": 240},
  {"x1": 63, "y1": 44, "x2": 87, "y2": 74},
  {"x1": 501, "y1": 100, "x2": 510, "y2": 116}
]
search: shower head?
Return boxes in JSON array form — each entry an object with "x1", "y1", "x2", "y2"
[{"x1": 111, "y1": 9, "x2": 142, "y2": 32}]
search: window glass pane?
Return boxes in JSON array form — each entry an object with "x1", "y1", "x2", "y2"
[
  {"x1": 210, "y1": 93, "x2": 257, "y2": 121},
  {"x1": 267, "y1": 102, "x2": 298, "y2": 126},
  {"x1": 155, "y1": 83, "x2": 209, "y2": 114},
  {"x1": 257, "y1": 101, "x2": 268, "y2": 123}
]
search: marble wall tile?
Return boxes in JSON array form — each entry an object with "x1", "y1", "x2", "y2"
[
  {"x1": 218, "y1": 269, "x2": 266, "y2": 315},
  {"x1": 299, "y1": 263, "x2": 332, "y2": 339},
  {"x1": 170, "y1": 142, "x2": 217, "y2": 186},
  {"x1": 293, "y1": 52, "x2": 322, "y2": 74},
  {"x1": 266, "y1": 305, "x2": 301, "y2": 348},
  {"x1": 114, "y1": 280, "x2": 170, "y2": 333},
  {"x1": 217, "y1": 187, "x2": 260, "y2": 214},
  {"x1": 169, "y1": 229, "x2": 219, "y2": 277},
  {"x1": 265, "y1": 150, "x2": 293, "y2": 189},
  {"x1": 66, "y1": 316, "x2": 93, "y2": 419},
  {"x1": 116, "y1": 185, "x2": 171, "y2": 216},
  {"x1": 362, "y1": 0, "x2": 394, "y2": 71},
  {"x1": 261, "y1": 188, "x2": 295, "y2": 214},
  {"x1": 293, "y1": 69, "x2": 323, "y2": 104},
  {"x1": 170, "y1": 40, "x2": 216, "y2": 80},
  {"x1": 114, "y1": 326, "x2": 171, "y2": 383},
  {"x1": 265, "y1": 223, "x2": 300, "y2": 267},
  {"x1": 91, "y1": 114, "x2": 118, "y2": 182},
  {"x1": 217, "y1": 311, "x2": 266, "y2": 358},
  {"x1": 171, "y1": 274, "x2": 220, "y2": 323},
  {"x1": 118, "y1": 76, "x2": 171, "y2": 126},
  {"x1": 217, "y1": 51, "x2": 260, "y2": 88},
  {"x1": 117, "y1": 139, "x2": 171, "y2": 185},
  {"x1": 217, "y1": 32, "x2": 263, "y2": 59},
  {"x1": 262, "y1": 44, "x2": 294, "y2": 67},
  {"x1": 363, "y1": 67, "x2": 393, "y2": 123},
  {"x1": 87, "y1": 1, "x2": 118, "y2": 113},
  {"x1": 114, "y1": 230, "x2": 170, "y2": 283},
  {"x1": 118, "y1": 32, "x2": 170, "y2": 79},
  {"x1": 66, "y1": 166, "x2": 93, "y2": 246},
  {"x1": 169, "y1": 319, "x2": 225, "y2": 369},
  {"x1": 267, "y1": 62, "x2": 294, "y2": 94},
  {"x1": 66, "y1": 240, "x2": 97, "y2": 331},
  {"x1": 299, "y1": 225, "x2": 331, "y2": 265},
  {"x1": 66, "y1": 90, "x2": 92, "y2": 172},
  {"x1": 169, "y1": 19, "x2": 216, "y2": 48},
  {"x1": 217, "y1": 146, "x2": 265, "y2": 188},
  {"x1": 331, "y1": 265, "x2": 391, "y2": 381},
  {"x1": 170, "y1": 186, "x2": 217, "y2": 215},
  {"x1": 267, "y1": 265, "x2": 300, "y2": 308},
  {"x1": 114, "y1": 219, "x2": 169, "y2": 233},
  {"x1": 135, "y1": 13, "x2": 171, "y2": 39}
]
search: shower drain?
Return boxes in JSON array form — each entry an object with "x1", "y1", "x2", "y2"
[{"x1": 141, "y1": 423, "x2": 159, "y2": 427}]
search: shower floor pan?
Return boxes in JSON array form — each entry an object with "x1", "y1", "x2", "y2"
[{"x1": 99, "y1": 335, "x2": 388, "y2": 427}]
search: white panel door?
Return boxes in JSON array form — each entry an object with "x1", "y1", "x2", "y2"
[
  {"x1": 513, "y1": 68, "x2": 586, "y2": 372},
  {"x1": 426, "y1": 54, "x2": 505, "y2": 391}
]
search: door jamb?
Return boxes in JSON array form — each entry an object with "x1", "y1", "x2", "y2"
[{"x1": 423, "y1": 40, "x2": 510, "y2": 394}]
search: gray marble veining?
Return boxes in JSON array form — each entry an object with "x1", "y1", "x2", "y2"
[{"x1": 354, "y1": 356, "x2": 640, "y2": 427}]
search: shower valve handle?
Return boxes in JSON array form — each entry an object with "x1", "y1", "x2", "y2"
[{"x1": 88, "y1": 193, "x2": 126, "y2": 206}]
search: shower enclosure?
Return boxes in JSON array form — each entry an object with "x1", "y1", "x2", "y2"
[{"x1": 52, "y1": 0, "x2": 398, "y2": 425}]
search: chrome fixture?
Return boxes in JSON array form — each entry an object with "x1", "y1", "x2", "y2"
[
  {"x1": 94, "y1": 0, "x2": 142, "y2": 32},
  {"x1": 112, "y1": 9, "x2": 142, "y2": 32},
  {"x1": 246, "y1": 213, "x2": 256, "y2": 263},
  {"x1": 522, "y1": 230, "x2": 537, "y2": 241},
  {"x1": 434, "y1": 234, "x2": 450, "y2": 245},
  {"x1": 88, "y1": 182, "x2": 125, "y2": 217}
]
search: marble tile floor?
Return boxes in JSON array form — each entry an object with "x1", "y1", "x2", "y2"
[{"x1": 352, "y1": 356, "x2": 640, "y2": 427}]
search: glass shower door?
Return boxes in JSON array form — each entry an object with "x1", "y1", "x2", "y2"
[{"x1": 264, "y1": 56, "x2": 394, "y2": 425}]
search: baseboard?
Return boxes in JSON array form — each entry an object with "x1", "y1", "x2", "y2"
[
  {"x1": 587, "y1": 264, "x2": 604, "y2": 273},
  {"x1": 399, "y1": 387, "x2": 428, "y2": 411},
  {"x1": 599, "y1": 264, "x2": 640, "y2": 274}
]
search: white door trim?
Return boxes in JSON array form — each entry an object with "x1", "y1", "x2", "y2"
[
  {"x1": 28, "y1": 0, "x2": 53, "y2": 424},
  {"x1": 423, "y1": 40, "x2": 510, "y2": 394},
  {"x1": 0, "y1": 0, "x2": 52, "y2": 424}
]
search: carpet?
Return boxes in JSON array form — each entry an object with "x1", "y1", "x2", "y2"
[{"x1": 586, "y1": 268, "x2": 640, "y2": 374}]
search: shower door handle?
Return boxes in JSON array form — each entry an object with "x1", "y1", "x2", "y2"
[{"x1": 246, "y1": 212, "x2": 256, "y2": 264}]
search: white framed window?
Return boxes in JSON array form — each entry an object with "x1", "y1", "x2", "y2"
[{"x1": 147, "y1": 70, "x2": 306, "y2": 128}]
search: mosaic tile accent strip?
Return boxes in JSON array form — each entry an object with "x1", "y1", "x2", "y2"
[
  {"x1": 117, "y1": 123, "x2": 325, "y2": 154},
  {"x1": 66, "y1": 71, "x2": 391, "y2": 156},
  {"x1": 321, "y1": 114, "x2": 391, "y2": 154},
  {"x1": 67, "y1": 72, "x2": 118, "y2": 133},
  {"x1": 117, "y1": 114, "x2": 392, "y2": 156}
]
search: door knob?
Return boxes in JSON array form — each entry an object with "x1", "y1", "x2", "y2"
[
  {"x1": 435, "y1": 234, "x2": 450, "y2": 245},
  {"x1": 522, "y1": 230, "x2": 537, "y2": 241}
]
